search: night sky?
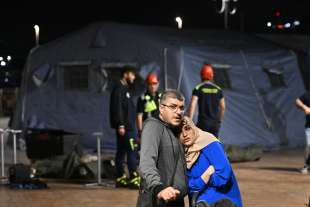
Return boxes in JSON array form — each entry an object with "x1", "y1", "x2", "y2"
[{"x1": 0, "y1": 0, "x2": 309, "y2": 64}]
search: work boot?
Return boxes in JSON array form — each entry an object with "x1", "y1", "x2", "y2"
[
  {"x1": 115, "y1": 174, "x2": 128, "y2": 188},
  {"x1": 300, "y1": 165, "x2": 309, "y2": 174},
  {"x1": 128, "y1": 171, "x2": 140, "y2": 189}
]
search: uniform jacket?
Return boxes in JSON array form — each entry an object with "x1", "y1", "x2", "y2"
[{"x1": 109, "y1": 80, "x2": 136, "y2": 130}]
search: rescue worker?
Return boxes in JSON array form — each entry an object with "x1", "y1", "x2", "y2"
[
  {"x1": 136, "y1": 72, "x2": 161, "y2": 138},
  {"x1": 109, "y1": 65, "x2": 140, "y2": 188},
  {"x1": 187, "y1": 64, "x2": 225, "y2": 137},
  {"x1": 296, "y1": 90, "x2": 310, "y2": 174}
]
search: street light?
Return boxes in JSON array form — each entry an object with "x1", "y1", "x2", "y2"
[
  {"x1": 215, "y1": 0, "x2": 238, "y2": 29},
  {"x1": 175, "y1": 16, "x2": 183, "y2": 29},
  {"x1": 34, "y1": 25, "x2": 40, "y2": 46}
]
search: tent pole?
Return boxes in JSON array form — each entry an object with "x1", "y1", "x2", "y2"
[
  {"x1": 177, "y1": 48, "x2": 184, "y2": 90},
  {"x1": 239, "y1": 50, "x2": 272, "y2": 129},
  {"x1": 164, "y1": 48, "x2": 168, "y2": 90}
]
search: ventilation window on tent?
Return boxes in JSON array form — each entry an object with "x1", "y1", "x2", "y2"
[
  {"x1": 263, "y1": 67, "x2": 286, "y2": 88},
  {"x1": 212, "y1": 65, "x2": 231, "y2": 89},
  {"x1": 32, "y1": 64, "x2": 53, "y2": 87},
  {"x1": 63, "y1": 64, "x2": 89, "y2": 90}
]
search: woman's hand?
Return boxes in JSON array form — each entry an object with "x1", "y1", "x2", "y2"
[{"x1": 201, "y1": 165, "x2": 215, "y2": 184}]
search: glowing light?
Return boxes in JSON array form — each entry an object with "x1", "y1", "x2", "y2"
[
  {"x1": 0, "y1": 57, "x2": 3, "y2": 61},
  {"x1": 284, "y1": 23, "x2": 291, "y2": 28},
  {"x1": 267, "y1": 22, "x2": 272, "y2": 27},
  {"x1": 175, "y1": 16, "x2": 183, "y2": 29},
  {"x1": 34, "y1": 24, "x2": 40, "y2": 45},
  {"x1": 275, "y1": 11, "x2": 281, "y2": 17},
  {"x1": 0, "y1": 61, "x2": 6, "y2": 66},
  {"x1": 34, "y1": 24, "x2": 40, "y2": 33},
  {"x1": 277, "y1": 24, "x2": 284, "y2": 29},
  {"x1": 293, "y1": 20, "x2": 300, "y2": 26},
  {"x1": 7, "y1": 55, "x2": 11, "y2": 61}
]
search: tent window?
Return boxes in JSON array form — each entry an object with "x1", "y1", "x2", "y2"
[
  {"x1": 63, "y1": 65, "x2": 89, "y2": 90},
  {"x1": 263, "y1": 67, "x2": 286, "y2": 88},
  {"x1": 213, "y1": 67, "x2": 231, "y2": 89}
]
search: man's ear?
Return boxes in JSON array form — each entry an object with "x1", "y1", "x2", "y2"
[{"x1": 159, "y1": 104, "x2": 164, "y2": 114}]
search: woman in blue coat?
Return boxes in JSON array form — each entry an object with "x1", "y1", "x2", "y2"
[{"x1": 180, "y1": 116, "x2": 243, "y2": 207}]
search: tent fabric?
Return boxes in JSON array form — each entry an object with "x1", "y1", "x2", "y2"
[
  {"x1": 257, "y1": 34, "x2": 310, "y2": 90},
  {"x1": 11, "y1": 22, "x2": 306, "y2": 152}
]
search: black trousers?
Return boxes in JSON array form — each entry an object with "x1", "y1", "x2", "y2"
[{"x1": 115, "y1": 130, "x2": 138, "y2": 178}]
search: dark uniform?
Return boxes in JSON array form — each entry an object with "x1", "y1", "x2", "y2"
[
  {"x1": 299, "y1": 91, "x2": 310, "y2": 128},
  {"x1": 136, "y1": 91, "x2": 161, "y2": 121},
  {"x1": 299, "y1": 91, "x2": 310, "y2": 168},
  {"x1": 193, "y1": 81, "x2": 223, "y2": 137},
  {"x1": 109, "y1": 80, "x2": 138, "y2": 183}
]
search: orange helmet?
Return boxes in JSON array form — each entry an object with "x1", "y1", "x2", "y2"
[
  {"x1": 200, "y1": 64, "x2": 214, "y2": 80},
  {"x1": 146, "y1": 73, "x2": 159, "y2": 84}
]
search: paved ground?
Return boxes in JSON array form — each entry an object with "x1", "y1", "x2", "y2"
[
  {"x1": 0, "y1": 148, "x2": 309, "y2": 207},
  {"x1": 234, "y1": 149, "x2": 310, "y2": 207}
]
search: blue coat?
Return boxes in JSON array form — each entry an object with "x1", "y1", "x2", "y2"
[{"x1": 187, "y1": 141, "x2": 243, "y2": 207}]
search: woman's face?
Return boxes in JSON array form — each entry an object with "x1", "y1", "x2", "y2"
[{"x1": 180, "y1": 124, "x2": 197, "y2": 146}]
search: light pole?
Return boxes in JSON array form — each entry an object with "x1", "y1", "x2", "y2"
[
  {"x1": 34, "y1": 25, "x2": 40, "y2": 46},
  {"x1": 215, "y1": 0, "x2": 238, "y2": 29}
]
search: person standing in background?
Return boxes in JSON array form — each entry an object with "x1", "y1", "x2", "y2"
[
  {"x1": 296, "y1": 90, "x2": 310, "y2": 174},
  {"x1": 187, "y1": 64, "x2": 225, "y2": 137},
  {"x1": 109, "y1": 65, "x2": 140, "y2": 188},
  {"x1": 136, "y1": 72, "x2": 161, "y2": 141}
]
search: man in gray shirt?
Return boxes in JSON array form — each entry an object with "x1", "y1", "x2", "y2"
[{"x1": 137, "y1": 89, "x2": 188, "y2": 207}]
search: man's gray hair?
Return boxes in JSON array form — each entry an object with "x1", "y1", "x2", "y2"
[{"x1": 160, "y1": 89, "x2": 185, "y2": 104}]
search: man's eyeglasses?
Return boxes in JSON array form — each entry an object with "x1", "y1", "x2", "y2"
[{"x1": 161, "y1": 103, "x2": 185, "y2": 112}]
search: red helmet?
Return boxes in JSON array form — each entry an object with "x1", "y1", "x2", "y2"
[
  {"x1": 200, "y1": 64, "x2": 214, "y2": 80},
  {"x1": 146, "y1": 73, "x2": 159, "y2": 84}
]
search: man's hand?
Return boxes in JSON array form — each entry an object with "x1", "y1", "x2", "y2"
[
  {"x1": 296, "y1": 98, "x2": 310, "y2": 115},
  {"x1": 117, "y1": 126, "x2": 125, "y2": 136},
  {"x1": 305, "y1": 107, "x2": 310, "y2": 115},
  {"x1": 201, "y1": 165, "x2": 215, "y2": 184},
  {"x1": 157, "y1": 187, "x2": 180, "y2": 201},
  {"x1": 136, "y1": 130, "x2": 142, "y2": 145}
]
